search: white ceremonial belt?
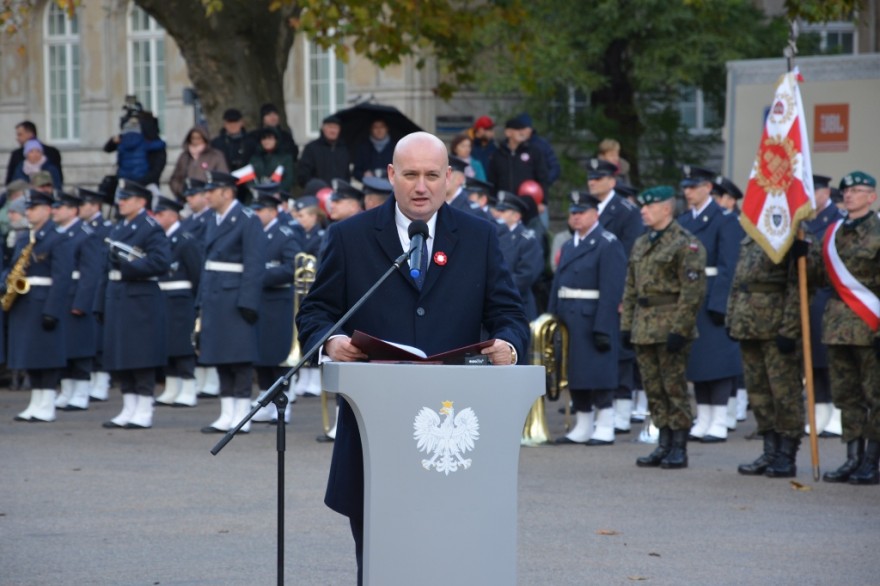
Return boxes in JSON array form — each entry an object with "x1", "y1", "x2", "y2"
[
  {"x1": 705, "y1": 267, "x2": 718, "y2": 277},
  {"x1": 25, "y1": 276, "x2": 53, "y2": 287},
  {"x1": 558, "y1": 286, "x2": 600, "y2": 300},
  {"x1": 205, "y1": 261, "x2": 244, "y2": 273},
  {"x1": 108, "y1": 270, "x2": 157, "y2": 282},
  {"x1": 159, "y1": 280, "x2": 193, "y2": 291},
  {"x1": 71, "y1": 271, "x2": 81, "y2": 280},
  {"x1": 265, "y1": 261, "x2": 281, "y2": 268}
]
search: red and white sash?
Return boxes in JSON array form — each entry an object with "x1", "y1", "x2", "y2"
[{"x1": 823, "y1": 219, "x2": 880, "y2": 332}]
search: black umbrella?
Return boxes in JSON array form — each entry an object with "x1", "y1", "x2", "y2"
[{"x1": 333, "y1": 103, "x2": 422, "y2": 149}]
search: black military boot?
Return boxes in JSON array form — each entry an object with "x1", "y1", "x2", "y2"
[
  {"x1": 765, "y1": 435, "x2": 800, "y2": 478},
  {"x1": 738, "y1": 431, "x2": 778, "y2": 476},
  {"x1": 660, "y1": 429, "x2": 688, "y2": 469},
  {"x1": 822, "y1": 438, "x2": 864, "y2": 483},
  {"x1": 636, "y1": 427, "x2": 671, "y2": 467},
  {"x1": 848, "y1": 440, "x2": 880, "y2": 485}
]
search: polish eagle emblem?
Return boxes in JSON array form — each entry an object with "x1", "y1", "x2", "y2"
[{"x1": 413, "y1": 401, "x2": 480, "y2": 475}]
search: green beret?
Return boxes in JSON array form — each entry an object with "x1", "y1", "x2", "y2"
[
  {"x1": 839, "y1": 171, "x2": 876, "y2": 190},
  {"x1": 637, "y1": 185, "x2": 676, "y2": 206}
]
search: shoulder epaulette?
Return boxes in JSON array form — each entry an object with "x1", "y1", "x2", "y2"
[
  {"x1": 601, "y1": 231, "x2": 617, "y2": 242},
  {"x1": 81, "y1": 224, "x2": 94, "y2": 235},
  {"x1": 279, "y1": 225, "x2": 294, "y2": 237},
  {"x1": 521, "y1": 228, "x2": 535, "y2": 240},
  {"x1": 241, "y1": 206, "x2": 255, "y2": 218},
  {"x1": 620, "y1": 198, "x2": 638, "y2": 211},
  {"x1": 144, "y1": 215, "x2": 158, "y2": 227}
]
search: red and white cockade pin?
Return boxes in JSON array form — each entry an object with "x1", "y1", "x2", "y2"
[{"x1": 433, "y1": 251, "x2": 447, "y2": 266}]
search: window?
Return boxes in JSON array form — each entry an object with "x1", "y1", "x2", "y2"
[
  {"x1": 44, "y1": 3, "x2": 80, "y2": 142},
  {"x1": 306, "y1": 40, "x2": 347, "y2": 137},
  {"x1": 801, "y1": 20, "x2": 857, "y2": 55},
  {"x1": 547, "y1": 86, "x2": 590, "y2": 134},
  {"x1": 678, "y1": 87, "x2": 721, "y2": 134},
  {"x1": 128, "y1": 5, "x2": 166, "y2": 131}
]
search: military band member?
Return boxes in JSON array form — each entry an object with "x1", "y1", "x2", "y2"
[
  {"x1": 180, "y1": 178, "x2": 220, "y2": 399},
  {"x1": 820, "y1": 171, "x2": 880, "y2": 485},
  {"x1": 152, "y1": 196, "x2": 203, "y2": 408},
  {"x1": 78, "y1": 187, "x2": 114, "y2": 402},
  {"x1": 728, "y1": 228, "x2": 806, "y2": 478},
  {"x1": 493, "y1": 191, "x2": 544, "y2": 322},
  {"x1": 804, "y1": 174, "x2": 846, "y2": 437},
  {"x1": 198, "y1": 171, "x2": 266, "y2": 434},
  {"x1": 52, "y1": 190, "x2": 102, "y2": 412},
  {"x1": 587, "y1": 158, "x2": 645, "y2": 433},
  {"x1": 249, "y1": 188, "x2": 301, "y2": 424},
  {"x1": 621, "y1": 186, "x2": 706, "y2": 469},
  {"x1": 677, "y1": 166, "x2": 743, "y2": 443},
  {"x1": 550, "y1": 192, "x2": 627, "y2": 445},
  {"x1": 291, "y1": 195, "x2": 325, "y2": 398},
  {"x1": 9, "y1": 190, "x2": 74, "y2": 422},
  {"x1": 99, "y1": 180, "x2": 171, "y2": 429}
]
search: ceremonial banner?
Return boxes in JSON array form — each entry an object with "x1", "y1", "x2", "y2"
[{"x1": 741, "y1": 69, "x2": 815, "y2": 263}]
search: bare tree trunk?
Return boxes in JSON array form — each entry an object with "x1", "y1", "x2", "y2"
[{"x1": 136, "y1": 0, "x2": 299, "y2": 133}]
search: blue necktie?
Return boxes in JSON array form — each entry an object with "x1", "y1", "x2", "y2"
[{"x1": 414, "y1": 238, "x2": 428, "y2": 290}]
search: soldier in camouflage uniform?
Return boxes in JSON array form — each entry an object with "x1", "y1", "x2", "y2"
[
  {"x1": 728, "y1": 229, "x2": 808, "y2": 478},
  {"x1": 820, "y1": 171, "x2": 880, "y2": 486},
  {"x1": 621, "y1": 186, "x2": 706, "y2": 469}
]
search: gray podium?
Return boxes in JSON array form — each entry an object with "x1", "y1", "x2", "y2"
[{"x1": 323, "y1": 362, "x2": 544, "y2": 586}]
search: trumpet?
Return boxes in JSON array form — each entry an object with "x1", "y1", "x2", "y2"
[
  {"x1": 521, "y1": 313, "x2": 570, "y2": 446},
  {"x1": 282, "y1": 252, "x2": 317, "y2": 367},
  {"x1": 105, "y1": 238, "x2": 146, "y2": 261}
]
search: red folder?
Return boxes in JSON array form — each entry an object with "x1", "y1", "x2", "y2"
[{"x1": 350, "y1": 330, "x2": 496, "y2": 364}]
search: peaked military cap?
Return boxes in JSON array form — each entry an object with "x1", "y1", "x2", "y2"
[
  {"x1": 293, "y1": 196, "x2": 319, "y2": 212},
  {"x1": 251, "y1": 181, "x2": 289, "y2": 201},
  {"x1": 154, "y1": 196, "x2": 183, "y2": 213},
  {"x1": 465, "y1": 177, "x2": 494, "y2": 195},
  {"x1": 78, "y1": 186, "x2": 110, "y2": 204},
  {"x1": 184, "y1": 177, "x2": 209, "y2": 197},
  {"x1": 250, "y1": 191, "x2": 282, "y2": 210},
  {"x1": 568, "y1": 190, "x2": 601, "y2": 213},
  {"x1": 812, "y1": 174, "x2": 832, "y2": 190},
  {"x1": 830, "y1": 188, "x2": 843, "y2": 203},
  {"x1": 637, "y1": 185, "x2": 676, "y2": 206},
  {"x1": 712, "y1": 175, "x2": 743, "y2": 199},
  {"x1": 203, "y1": 170, "x2": 238, "y2": 190},
  {"x1": 362, "y1": 176, "x2": 393, "y2": 196},
  {"x1": 449, "y1": 155, "x2": 469, "y2": 174},
  {"x1": 116, "y1": 179, "x2": 152, "y2": 200},
  {"x1": 53, "y1": 189, "x2": 83, "y2": 207},
  {"x1": 494, "y1": 190, "x2": 528, "y2": 214},
  {"x1": 24, "y1": 189, "x2": 55, "y2": 208},
  {"x1": 330, "y1": 179, "x2": 364, "y2": 202},
  {"x1": 587, "y1": 158, "x2": 618, "y2": 180},
  {"x1": 680, "y1": 164, "x2": 716, "y2": 187},
  {"x1": 839, "y1": 171, "x2": 876, "y2": 190}
]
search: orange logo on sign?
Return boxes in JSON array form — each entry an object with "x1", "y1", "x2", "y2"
[{"x1": 814, "y1": 104, "x2": 849, "y2": 152}]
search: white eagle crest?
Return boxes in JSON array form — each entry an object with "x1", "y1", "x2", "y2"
[{"x1": 413, "y1": 401, "x2": 480, "y2": 475}]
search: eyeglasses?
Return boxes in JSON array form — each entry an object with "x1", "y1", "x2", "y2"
[{"x1": 844, "y1": 187, "x2": 876, "y2": 195}]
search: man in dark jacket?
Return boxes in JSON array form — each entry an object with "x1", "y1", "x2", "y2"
[
  {"x1": 211, "y1": 108, "x2": 257, "y2": 203},
  {"x1": 515, "y1": 113, "x2": 560, "y2": 187},
  {"x1": 297, "y1": 115, "x2": 351, "y2": 186},
  {"x1": 487, "y1": 118, "x2": 548, "y2": 195}
]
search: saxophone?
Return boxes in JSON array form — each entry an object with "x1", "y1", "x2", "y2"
[{"x1": 1, "y1": 230, "x2": 36, "y2": 311}]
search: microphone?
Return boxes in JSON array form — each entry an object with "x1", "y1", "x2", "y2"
[{"x1": 408, "y1": 220, "x2": 429, "y2": 279}]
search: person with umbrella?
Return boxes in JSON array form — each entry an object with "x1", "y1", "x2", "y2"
[{"x1": 352, "y1": 118, "x2": 395, "y2": 182}]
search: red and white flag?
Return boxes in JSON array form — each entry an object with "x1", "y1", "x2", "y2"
[
  {"x1": 232, "y1": 164, "x2": 256, "y2": 185},
  {"x1": 740, "y1": 68, "x2": 815, "y2": 264},
  {"x1": 270, "y1": 165, "x2": 284, "y2": 183}
]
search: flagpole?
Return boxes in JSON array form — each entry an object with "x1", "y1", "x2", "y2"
[{"x1": 786, "y1": 20, "x2": 821, "y2": 481}]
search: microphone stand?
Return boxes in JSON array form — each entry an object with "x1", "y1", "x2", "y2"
[{"x1": 211, "y1": 245, "x2": 415, "y2": 586}]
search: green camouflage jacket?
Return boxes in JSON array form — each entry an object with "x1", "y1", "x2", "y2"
[
  {"x1": 622, "y1": 221, "x2": 706, "y2": 344},
  {"x1": 821, "y1": 212, "x2": 880, "y2": 346},
  {"x1": 727, "y1": 236, "x2": 802, "y2": 341}
]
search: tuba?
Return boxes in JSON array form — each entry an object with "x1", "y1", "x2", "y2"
[
  {"x1": 521, "y1": 313, "x2": 570, "y2": 446},
  {"x1": 282, "y1": 252, "x2": 317, "y2": 367},
  {"x1": 1, "y1": 230, "x2": 36, "y2": 311}
]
